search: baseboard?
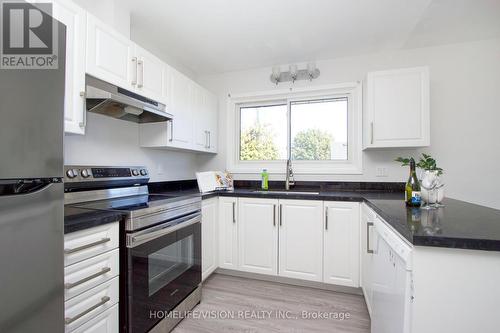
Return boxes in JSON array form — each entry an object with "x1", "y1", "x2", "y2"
[{"x1": 214, "y1": 268, "x2": 363, "y2": 296}]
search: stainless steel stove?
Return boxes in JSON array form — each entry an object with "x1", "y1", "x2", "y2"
[{"x1": 64, "y1": 166, "x2": 202, "y2": 333}]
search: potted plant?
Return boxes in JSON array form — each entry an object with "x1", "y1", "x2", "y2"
[{"x1": 396, "y1": 154, "x2": 445, "y2": 205}]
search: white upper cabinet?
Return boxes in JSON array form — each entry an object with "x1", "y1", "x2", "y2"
[
  {"x1": 193, "y1": 85, "x2": 208, "y2": 150},
  {"x1": 193, "y1": 87, "x2": 218, "y2": 153},
  {"x1": 168, "y1": 68, "x2": 194, "y2": 148},
  {"x1": 86, "y1": 14, "x2": 135, "y2": 91},
  {"x1": 50, "y1": 0, "x2": 86, "y2": 135},
  {"x1": 279, "y1": 200, "x2": 324, "y2": 282},
  {"x1": 323, "y1": 201, "x2": 360, "y2": 287},
  {"x1": 365, "y1": 66, "x2": 430, "y2": 148},
  {"x1": 205, "y1": 91, "x2": 218, "y2": 153},
  {"x1": 134, "y1": 45, "x2": 165, "y2": 103},
  {"x1": 83, "y1": 11, "x2": 217, "y2": 153},
  {"x1": 238, "y1": 198, "x2": 278, "y2": 275},
  {"x1": 139, "y1": 68, "x2": 218, "y2": 153}
]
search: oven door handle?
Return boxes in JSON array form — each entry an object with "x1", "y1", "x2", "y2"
[{"x1": 128, "y1": 215, "x2": 200, "y2": 247}]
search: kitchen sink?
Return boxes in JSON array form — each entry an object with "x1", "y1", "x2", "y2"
[{"x1": 251, "y1": 190, "x2": 320, "y2": 195}]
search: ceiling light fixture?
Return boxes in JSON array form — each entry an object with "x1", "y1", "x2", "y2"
[
  {"x1": 271, "y1": 66, "x2": 281, "y2": 85},
  {"x1": 270, "y1": 62, "x2": 320, "y2": 85}
]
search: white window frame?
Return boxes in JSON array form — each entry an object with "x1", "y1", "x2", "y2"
[{"x1": 226, "y1": 82, "x2": 363, "y2": 175}]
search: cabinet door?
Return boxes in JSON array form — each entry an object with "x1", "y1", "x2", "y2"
[
  {"x1": 218, "y1": 197, "x2": 238, "y2": 270},
  {"x1": 360, "y1": 203, "x2": 376, "y2": 315},
  {"x1": 167, "y1": 68, "x2": 194, "y2": 149},
  {"x1": 135, "y1": 45, "x2": 165, "y2": 103},
  {"x1": 323, "y1": 202, "x2": 360, "y2": 287},
  {"x1": 365, "y1": 66, "x2": 430, "y2": 148},
  {"x1": 193, "y1": 85, "x2": 209, "y2": 151},
  {"x1": 51, "y1": 0, "x2": 86, "y2": 135},
  {"x1": 238, "y1": 198, "x2": 278, "y2": 275},
  {"x1": 86, "y1": 14, "x2": 135, "y2": 90},
  {"x1": 279, "y1": 200, "x2": 323, "y2": 282},
  {"x1": 193, "y1": 88, "x2": 218, "y2": 153},
  {"x1": 206, "y1": 91, "x2": 218, "y2": 153},
  {"x1": 202, "y1": 198, "x2": 218, "y2": 280}
]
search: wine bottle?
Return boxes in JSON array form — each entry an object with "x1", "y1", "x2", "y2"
[{"x1": 405, "y1": 158, "x2": 421, "y2": 207}]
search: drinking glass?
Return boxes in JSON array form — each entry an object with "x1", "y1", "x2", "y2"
[
  {"x1": 420, "y1": 170, "x2": 438, "y2": 210},
  {"x1": 432, "y1": 183, "x2": 445, "y2": 208}
]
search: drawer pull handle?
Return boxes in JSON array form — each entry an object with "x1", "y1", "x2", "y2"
[
  {"x1": 65, "y1": 267, "x2": 111, "y2": 289},
  {"x1": 367, "y1": 222, "x2": 374, "y2": 254},
  {"x1": 64, "y1": 238, "x2": 111, "y2": 254},
  {"x1": 65, "y1": 296, "x2": 110, "y2": 325}
]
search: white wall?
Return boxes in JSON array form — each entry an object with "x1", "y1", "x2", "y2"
[
  {"x1": 197, "y1": 38, "x2": 500, "y2": 209},
  {"x1": 64, "y1": 113, "x2": 199, "y2": 182}
]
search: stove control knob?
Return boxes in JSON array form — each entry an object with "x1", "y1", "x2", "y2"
[
  {"x1": 81, "y1": 169, "x2": 91, "y2": 178},
  {"x1": 132, "y1": 169, "x2": 139, "y2": 176},
  {"x1": 66, "y1": 169, "x2": 77, "y2": 178},
  {"x1": 140, "y1": 169, "x2": 148, "y2": 176}
]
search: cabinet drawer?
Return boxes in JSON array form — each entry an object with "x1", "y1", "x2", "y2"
[
  {"x1": 70, "y1": 304, "x2": 118, "y2": 333},
  {"x1": 65, "y1": 249, "x2": 119, "y2": 301},
  {"x1": 65, "y1": 277, "x2": 119, "y2": 332},
  {"x1": 64, "y1": 222, "x2": 119, "y2": 266}
]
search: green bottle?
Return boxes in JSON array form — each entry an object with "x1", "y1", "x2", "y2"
[
  {"x1": 405, "y1": 158, "x2": 421, "y2": 207},
  {"x1": 261, "y1": 169, "x2": 269, "y2": 190}
]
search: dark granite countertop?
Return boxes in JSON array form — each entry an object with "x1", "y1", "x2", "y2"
[
  {"x1": 64, "y1": 206, "x2": 124, "y2": 234},
  {"x1": 365, "y1": 197, "x2": 500, "y2": 251},
  {"x1": 151, "y1": 186, "x2": 500, "y2": 251}
]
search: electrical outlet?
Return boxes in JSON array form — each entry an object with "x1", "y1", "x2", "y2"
[{"x1": 376, "y1": 167, "x2": 388, "y2": 177}]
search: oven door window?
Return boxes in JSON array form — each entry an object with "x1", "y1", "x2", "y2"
[
  {"x1": 148, "y1": 234, "x2": 194, "y2": 296},
  {"x1": 128, "y1": 221, "x2": 201, "y2": 333}
]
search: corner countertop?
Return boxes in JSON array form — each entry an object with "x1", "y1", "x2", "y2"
[{"x1": 153, "y1": 187, "x2": 500, "y2": 252}]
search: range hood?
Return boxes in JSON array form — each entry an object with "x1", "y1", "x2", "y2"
[{"x1": 85, "y1": 76, "x2": 172, "y2": 123}]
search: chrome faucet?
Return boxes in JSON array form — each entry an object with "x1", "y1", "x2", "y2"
[{"x1": 285, "y1": 159, "x2": 295, "y2": 190}]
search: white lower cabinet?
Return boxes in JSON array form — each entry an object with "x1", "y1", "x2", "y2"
[
  {"x1": 64, "y1": 277, "x2": 119, "y2": 332},
  {"x1": 64, "y1": 222, "x2": 120, "y2": 332},
  {"x1": 323, "y1": 201, "x2": 360, "y2": 287},
  {"x1": 202, "y1": 198, "x2": 218, "y2": 280},
  {"x1": 238, "y1": 198, "x2": 278, "y2": 275},
  {"x1": 215, "y1": 197, "x2": 361, "y2": 287},
  {"x1": 71, "y1": 304, "x2": 118, "y2": 333},
  {"x1": 218, "y1": 197, "x2": 238, "y2": 269},
  {"x1": 64, "y1": 222, "x2": 120, "y2": 267},
  {"x1": 278, "y1": 200, "x2": 324, "y2": 282},
  {"x1": 64, "y1": 249, "x2": 119, "y2": 300},
  {"x1": 360, "y1": 203, "x2": 376, "y2": 315}
]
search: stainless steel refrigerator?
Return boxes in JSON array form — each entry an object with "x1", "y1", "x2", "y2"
[{"x1": 0, "y1": 13, "x2": 66, "y2": 333}]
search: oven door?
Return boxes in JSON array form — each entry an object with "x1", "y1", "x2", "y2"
[{"x1": 126, "y1": 213, "x2": 201, "y2": 333}]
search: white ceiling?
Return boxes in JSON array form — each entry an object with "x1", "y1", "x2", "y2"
[{"x1": 125, "y1": 0, "x2": 500, "y2": 76}]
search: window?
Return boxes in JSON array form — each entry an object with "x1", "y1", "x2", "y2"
[
  {"x1": 239, "y1": 98, "x2": 348, "y2": 162},
  {"x1": 229, "y1": 83, "x2": 362, "y2": 174},
  {"x1": 291, "y1": 98, "x2": 348, "y2": 161},
  {"x1": 240, "y1": 104, "x2": 287, "y2": 161}
]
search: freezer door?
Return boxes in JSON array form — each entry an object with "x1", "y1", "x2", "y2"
[
  {"x1": 0, "y1": 19, "x2": 66, "y2": 179},
  {"x1": 0, "y1": 182, "x2": 64, "y2": 333}
]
